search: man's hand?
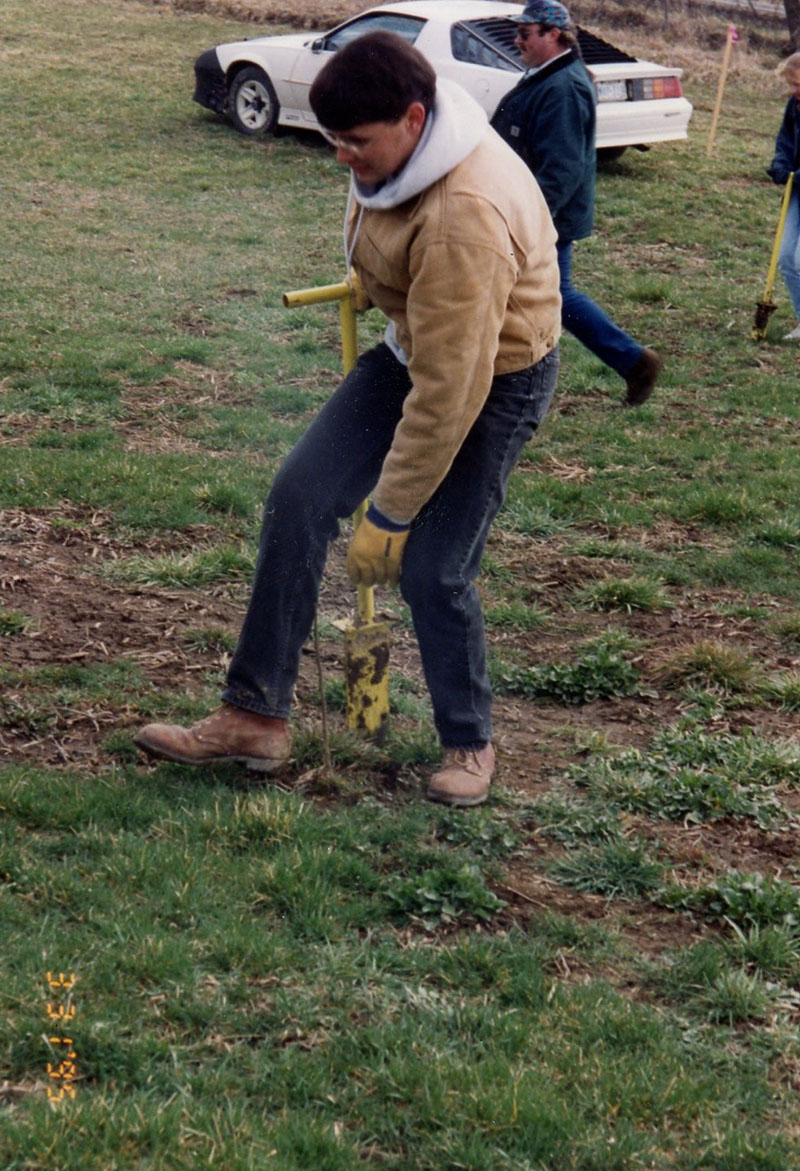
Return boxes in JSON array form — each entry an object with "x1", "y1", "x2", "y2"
[
  {"x1": 347, "y1": 506, "x2": 410, "y2": 586},
  {"x1": 348, "y1": 268, "x2": 371, "y2": 313}
]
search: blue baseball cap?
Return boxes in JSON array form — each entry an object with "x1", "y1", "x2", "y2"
[{"x1": 515, "y1": 0, "x2": 573, "y2": 30}]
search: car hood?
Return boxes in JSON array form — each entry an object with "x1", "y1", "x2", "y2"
[{"x1": 214, "y1": 32, "x2": 312, "y2": 69}]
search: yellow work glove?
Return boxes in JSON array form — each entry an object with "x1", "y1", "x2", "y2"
[
  {"x1": 347, "y1": 505, "x2": 410, "y2": 587},
  {"x1": 348, "y1": 268, "x2": 371, "y2": 313}
]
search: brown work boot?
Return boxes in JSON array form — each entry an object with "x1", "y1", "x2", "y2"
[
  {"x1": 426, "y1": 744, "x2": 496, "y2": 807},
  {"x1": 623, "y1": 347, "x2": 662, "y2": 406},
  {"x1": 133, "y1": 704, "x2": 290, "y2": 773}
]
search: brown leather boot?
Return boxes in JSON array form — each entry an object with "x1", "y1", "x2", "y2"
[
  {"x1": 133, "y1": 704, "x2": 290, "y2": 772},
  {"x1": 624, "y1": 347, "x2": 661, "y2": 406},
  {"x1": 426, "y1": 744, "x2": 496, "y2": 807}
]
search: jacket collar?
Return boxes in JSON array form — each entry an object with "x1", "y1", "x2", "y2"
[{"x1": 513, "y1": 45, "x2": 581, "y2": 90}]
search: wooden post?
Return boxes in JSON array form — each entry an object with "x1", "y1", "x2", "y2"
[{"x1": 707, "y1": 25, "x2": 738, "y2": 156}]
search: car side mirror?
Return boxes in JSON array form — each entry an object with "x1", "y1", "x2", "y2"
[{"x1": 310, "y1": 37, "x2": 327, "y2": 53}]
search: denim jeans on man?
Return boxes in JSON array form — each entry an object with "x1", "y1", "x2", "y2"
[
  {"x1": 778, "y1": 194, "x2": 800, "y2": 318},
  {"x1": 223, "y1": 342, "x2": 559, "y2": 748},
  {"x1": 557, "y1": 241, "x2": 643, "y2": 377}
]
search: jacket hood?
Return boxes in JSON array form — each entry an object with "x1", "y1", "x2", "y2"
[
  {"x1": 351, "y1": 79, "x2": 488, "y2": 211},
  {"x1": 342, "y1": 79, "x2": 488, "y2": 364}
]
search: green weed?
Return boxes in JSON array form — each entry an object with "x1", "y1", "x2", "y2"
[
  {"x1": 574, "y1": 574, "x2": 673, "y2": 613},
  {"x1": 628, "y1": 275, "x2": 674, "y2": 303},
  {"x1": 661, "y1": 639, "x2": 761, "y2": 694},
  {"x1": 650, "y1": 941, "x2": 779, "y2": 1024},
  {"x1": 385, "y1": 863, "x2": 507, "y2": 928},
  {"x1": 573, "y1": 536, "x2": 648, "y2": 561},
  {"x1": 662, "y1": 871, "x2": 800, "y2": 929},
  {"x1": 572, "y1": 723, "x2": 799, "y2": 828},
  {"x1": 551, "y1": 838, "x2": 665, "y2": 899},
  {"x1": 0, "y1": 696, "x2": 55, "y2": 736},
  {"x1": 491, "y1": 639, "x2": 641, "y2": 705},
  {"x1": 434, "y1": 808, "x2": 519, "y2": 858},
  {"x1": 498, "y1": 500, "x2": 574, "y2": 536},
  {"x1": 181, "y1": 626, "x2": 238, "y2": 655},
  {"x1": 107, "y1": 546, "x2": 255, "y2": 588},
  {"x1": 769, "y1": 611, "x2": 800, "y2": 648},
  {"x1": 761, "y1": 671, "x2": 800, "y2": 711},
  {"x1": 725, "y1": 922, "x2": 800, "y2": 981},
  {"x1": 0, "y1": 609, "x2": 30, "y2": 636},
  {"x1": 754, "y1": 521, "x2": 800, "y2": 549},
  {"x1": 193, "y1": 481, "x2": 255, "y2": 519},
  {"x1": 698, "y1": 969, "x2": 778, "y2": 1025},
  {"x1": 522, "y1": 793, "x2": 621, "y2": 845},
  {"x1": 677, "y1": 488, "x2": 764, "y2": 527},
  {"x1": 483, "y1": 599, "x2": 550, "y2": 631}
]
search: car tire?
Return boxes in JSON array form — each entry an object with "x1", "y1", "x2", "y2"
[
  {"x1": 228, "y1": 67, "x2": 279, "y2": 136},
  {"x1": 597, "y1": 146, "x2": 628, "y2": 163}
]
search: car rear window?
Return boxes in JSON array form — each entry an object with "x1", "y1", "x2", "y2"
[
  {"x1": 576, "y1": 28, "x2": 637, "y2": 66},
  {"x1": 455, "y1": 17, "x2": 637, "y2": 68},
  {"x1": 451, "y1": 21, "x2": 519, "y2": 71}
]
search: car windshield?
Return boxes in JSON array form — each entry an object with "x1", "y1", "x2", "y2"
[{"x1": 322, "y1": 13, "x2": 425, "y2": 51}]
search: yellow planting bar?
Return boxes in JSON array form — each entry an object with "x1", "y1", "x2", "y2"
[
  {"x1": 283, "y1": 278, "x2": 390, "y2": 739},
  {"x1": 752, "y1": 174, "x2": 795, "y2": 341}
]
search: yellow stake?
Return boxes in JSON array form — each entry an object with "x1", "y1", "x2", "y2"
[{"x1": 283, "y1": 278, "x2": 390, "y2": 739}]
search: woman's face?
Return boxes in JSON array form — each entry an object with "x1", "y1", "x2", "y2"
[{"x1": 787, "y1": 74, "x2": 800, "y2": 101}]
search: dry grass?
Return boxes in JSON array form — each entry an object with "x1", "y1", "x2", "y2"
[
  {"x1": 139, "y1": 0, "x2": 372, "y2": 28},
  {"x1": 134, "y1": 0, "x2": 794, "y2": 68}
]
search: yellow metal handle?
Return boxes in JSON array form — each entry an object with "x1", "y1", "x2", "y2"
[
  {"x1": 282, "y1": 281, "x2": 350, "y2": 309},
  {"x1": 282, "y1": 281, "x2": 359, "y2": 372},
  {"x1": 283, "y1": 278, "x2": 373, "y2": 625}
]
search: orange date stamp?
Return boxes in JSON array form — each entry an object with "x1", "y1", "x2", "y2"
[{"x1": 45, "y1": 972, "x2": 78, "y2": 1103}]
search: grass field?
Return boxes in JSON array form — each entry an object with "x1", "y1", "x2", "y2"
[{"x1": 2, "y1": 1, "x2": 800, "y2": 1167}]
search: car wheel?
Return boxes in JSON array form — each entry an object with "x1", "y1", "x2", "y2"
[
  {"x1": 228, "y1": 67, "x2": 279, "y2": 135},
  {"x1": 597, "y1": 146, "x2": 627, "y2": 164}
]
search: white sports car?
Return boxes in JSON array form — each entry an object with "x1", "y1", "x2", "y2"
[{"x1": 193, "y1": 0, "x2": 692, "y2": 156}]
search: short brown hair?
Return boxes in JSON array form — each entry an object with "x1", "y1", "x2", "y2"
[
  {"x1": 777, "y1": 51, "x2": 800, "y2": 81},
  {"x1": 309, "y1": 31, "x2": 436, "y2": 130},
  {"x1": 540, "y1": 25, "x2": 577, "y2": 48}
]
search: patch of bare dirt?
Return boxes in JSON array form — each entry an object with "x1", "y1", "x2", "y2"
[
  {"x1": 4, "y1": 503, "x2": 800, "y2": 773},
  {"x1": 3, "y1": 500, "x2": 800, "y2": 961}
]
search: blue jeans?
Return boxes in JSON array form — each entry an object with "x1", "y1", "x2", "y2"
[
  {"x1": 778, "y1": 194, "x2": 800, "y2": 319},
  {"x1": 223, "y1": 342, "x2": 559, "y2": 748},
  {"x1": 557, "y1": 241, "x2": 643, "y2": 377}
]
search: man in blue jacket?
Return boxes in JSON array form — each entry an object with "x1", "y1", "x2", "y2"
[{"x1": 492, "y1": 0, "x2": 661, "y2": 404}]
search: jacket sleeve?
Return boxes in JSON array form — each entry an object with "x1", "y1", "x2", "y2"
[
  {"x1": 371, "y1": 201, "x2": 519, "y2": 524},
  {"x1": 525, "y1": 82, "x2": 593, "y2": 222},
  {"x1": 768, "y1": 100, "x2": 797, "y2": 185}
]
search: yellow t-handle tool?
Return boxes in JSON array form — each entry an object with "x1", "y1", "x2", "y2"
[
  {"x1": 752, "y1": 174, "x2": 795, "y2": 341},
  {"x1": 282, "y1": 278, "x2": 390, "y2": 740}
]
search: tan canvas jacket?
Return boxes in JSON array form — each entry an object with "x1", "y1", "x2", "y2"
[{"x1": 350, "y1": 130, "x2": 560, "y2": 524}]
